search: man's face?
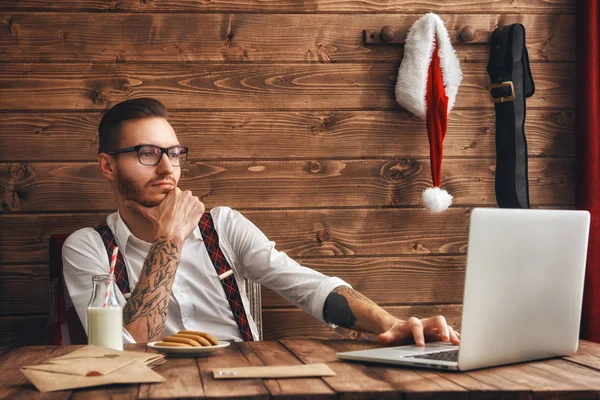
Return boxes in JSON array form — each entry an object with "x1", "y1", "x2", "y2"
[{"x1": 111, "y1": 117, "x2": 181, "y2": 207}]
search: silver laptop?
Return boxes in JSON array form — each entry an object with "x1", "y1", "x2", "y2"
[{"x1": 336, "y1": 208, "x2": 590, "y2": 371}]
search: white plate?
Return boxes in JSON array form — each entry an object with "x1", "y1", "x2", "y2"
[{"x1": 147, "y1": 340, "x2": 230, "y2": 357}]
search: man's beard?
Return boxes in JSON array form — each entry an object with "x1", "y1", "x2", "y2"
[{"x1": 116, "y1": 170, "x2": 168, "y2": 207}]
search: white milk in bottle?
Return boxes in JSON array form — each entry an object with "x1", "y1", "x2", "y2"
[
  {"x1": 87, "y1": 306, "x2": 123, "y2": 350},
  {"x1": 87, "y1": 274, "x2": 123, "y2": 351}
]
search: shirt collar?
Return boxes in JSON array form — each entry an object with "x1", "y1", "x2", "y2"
[
  {"x1": 110, "y1": 210, "x2": 137, "y2": 252},
  {"x1": 191, "y1": 224, "x2": 202, "y2": 240}
]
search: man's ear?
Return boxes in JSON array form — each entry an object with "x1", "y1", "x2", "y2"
[{"x1": 98, "y1": 153, "x2": 116, "y2": 180}]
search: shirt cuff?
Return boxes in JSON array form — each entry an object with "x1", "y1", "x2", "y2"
[
  {"x1": 308, "y1": 277, "x2": 352, "y2": 325},
  {"x1": 123, "y1": 326, "x2": 136, "y2": 344}
]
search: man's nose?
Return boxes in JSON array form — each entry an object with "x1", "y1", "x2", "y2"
[{"x1": 155, "y1": 152, "x2": 174, "y2": 174}]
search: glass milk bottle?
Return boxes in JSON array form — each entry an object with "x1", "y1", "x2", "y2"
[{"x1": 87, "y1": 275, "x2": 123, "y2": 351}]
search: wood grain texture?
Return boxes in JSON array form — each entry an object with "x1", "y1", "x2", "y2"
[
  {"x1": 281, "y1": 339, "x2": 398, "y2": 399},
  {"x1": 239, "y1": 341, "x2": 336, "y2": 399},
  {"x1": 564, "y1": 340, "x2": 600, "y2": 372},
  {"x1": 0, "y1": 367, "x2": 67, "y2": 400},
  {"x1": 0, "y1": 0, "x2": 577, "y2": 13},
  {"x1": 421, "y1": 370, "x2": 501, "y2": 396},
  {"x1": 3, "y1": 342, "x2": 600, "y2": 399},
  {"x1": 0, "y1": 345, "x2": 83, "y2": 400},
  {"x1": 262, "y1": 256, "x2": 466, "y2": 307},
  {"x1": 0, "y1": 158, "x2": 574, "y2": 213},
  {"x1": 0, "y1": 208, "x2": 474, "y2": 264},
  {"x1": 281, "y1": 339, "x2": 467, "y2": 399},
  {"x1": 0, "y1": 13, "x2": 574, "y2": 62},
  {"x1": 263, "y1": 304, "x2": 462, "y2": 340},
  {"x1": 465, "y1": 360, "x2": 600, "y2": 393},
  {"x1": 0, "y1": 264, "x2": 48, "y2": 315},
  {"x1": 0, "y1": 213, "x2": 109, "y2": 264},
  {"x1": 0, "y1": 345, "x2": 68, "y2": 400},
  {"x1": 283, "y1": 341, "x2": 474, "y2": 399},
  {"x1": 279, "y1": 340, "x2": 600, "y2": 399},
  {"x1": 0, "y1": 63, "x2": 574, "y2": 110},
  {"x1": 138, "y1": 354, "x2": 205, "y2": 398},
  {"x1": 0, "y1": 344, "x2": 56, "y2": 368},
  {"x1": 71, "y1": 384, "x2": 140, "y2": 399},
  {"x1": 526, "y1": 359, "x2": 600, "y2": 391},
  {"x1": 196, "y1": 342, "x2": 269, "y2": 399},
  {"x1": 0, "y1": 110, "x2": 575, "y2": 161},
  {"x1": 0, "y1": 316, "x2": 48, "y2": 346}
]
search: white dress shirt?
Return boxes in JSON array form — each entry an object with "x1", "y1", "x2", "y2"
[{"x1": 62, "y1": 206, "x2": 350, "y2": 342}]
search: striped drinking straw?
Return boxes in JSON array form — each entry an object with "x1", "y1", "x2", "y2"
[{"x1": 103, "y1": 246, "x2": 119, "y2": 308}]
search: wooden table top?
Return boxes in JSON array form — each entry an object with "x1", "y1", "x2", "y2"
[{"x1": 1, "y1": 339, "x2": 600, "y2": 399}]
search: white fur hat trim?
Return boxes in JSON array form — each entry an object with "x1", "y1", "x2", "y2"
[{"x1": 395, "y1": 13, "x2": 462, "y2": 119}]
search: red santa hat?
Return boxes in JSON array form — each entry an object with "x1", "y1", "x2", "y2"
[{"x1": 395, "y1": 13, "x2": 462, "y2": 213}]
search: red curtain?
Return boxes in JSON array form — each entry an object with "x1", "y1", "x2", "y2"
[{"x1": 576, "y1": 0, "x2": 600, "y2": 343}]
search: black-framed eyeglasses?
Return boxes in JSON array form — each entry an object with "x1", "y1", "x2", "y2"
[{"x1": 106, "y1": 144, "x2": 188, "y2": 167}]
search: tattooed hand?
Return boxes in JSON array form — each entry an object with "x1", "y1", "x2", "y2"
[
  {"x1": 125, "y1": 187, "x2": 205, "y2": 245},
  {"x1": 377, "y1": 316, "x2": 460, "y2": 347},
  {"x1": 323, "y1": 285, "x2": 460, "y2": 347}
]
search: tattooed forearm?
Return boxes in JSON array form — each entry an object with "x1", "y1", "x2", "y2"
[
  {"x1": 323, "y1": 286, "x2": 389, "y2": 333},
  {"x1": 323, "y1": 291, "x2": 356, "y2": 328},
  {"x1": 122, "y1": 236, "x2": 181, "y2": 340},
  {"x1": 331, "y1": 286, "x2": 377, "y2": 306}
]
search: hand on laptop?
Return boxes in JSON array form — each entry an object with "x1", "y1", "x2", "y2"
[{"x1": 377, "y1": 316, "x2": 460, "y2": 347}]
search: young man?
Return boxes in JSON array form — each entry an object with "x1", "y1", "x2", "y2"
[{"x1": 63, "y1": 98, "x2": 460, "y2": 346}]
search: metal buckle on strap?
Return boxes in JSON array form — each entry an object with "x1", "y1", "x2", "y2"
[{"x1": 489, "y1": 81, "x2": 515, "y2": 103}]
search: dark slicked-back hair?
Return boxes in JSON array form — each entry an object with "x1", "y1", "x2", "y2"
[{"x1": 98, "y1": 98, "x2": 168, "y2": 154}]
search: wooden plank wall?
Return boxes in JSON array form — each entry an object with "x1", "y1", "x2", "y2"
[{"x1": 0, "y1": 1, "x2": 575, "y2": 346}]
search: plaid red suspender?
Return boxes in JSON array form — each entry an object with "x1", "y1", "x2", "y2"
[
  {"x1": 94, "y1": 226, "x2": 131, "y2": 296},
  {"x1": 96, "y1": 214, "x2": 254, "y2": 341},
  {"x1": 198, "y1": 212, "x2": 254, "y2": 341}
]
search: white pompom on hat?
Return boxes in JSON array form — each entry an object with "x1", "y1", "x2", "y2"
[{"x1": 395, "y1": 13, "x2": 462, "y2": 213}]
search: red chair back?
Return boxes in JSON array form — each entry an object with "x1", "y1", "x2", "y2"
[{"x1": 49, "y1": 234, "x2": 87, "y2": 345}]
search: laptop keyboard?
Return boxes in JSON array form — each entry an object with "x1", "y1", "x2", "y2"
[{"x1": 413, "y1": 350, "x2": 459, "y2": 362}]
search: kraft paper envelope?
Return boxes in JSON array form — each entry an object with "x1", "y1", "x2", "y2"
[
  {"x1": 23, "y1": 357, "x2": 136, "y2": 376},
  {"x1": 21, "y1": 345, "x2": 166, "y2": 393},
  {"x1": 50, "y1": 344, "x2": 165, "y2": 368},
  {"x1": 213, "y1": 363, "x2": 336, "y2": 379}
]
